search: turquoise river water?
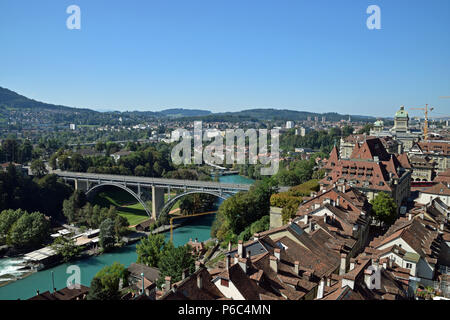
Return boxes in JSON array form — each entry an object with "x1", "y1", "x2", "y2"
[{"x1": 0, "y1": 175, "x2": 254, "y2": 300}]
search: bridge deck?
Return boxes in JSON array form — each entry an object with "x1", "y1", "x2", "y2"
[{"x1": 52, "y1": 170, "x2": 252, "y2": 192}]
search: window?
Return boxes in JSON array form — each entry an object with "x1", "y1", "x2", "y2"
[
  {"x1": 406, "y1": 263, "x2": 412, "y2": 269},
  {"x1": 221, "y1": 279, "x2": 229, "y2": 287}
]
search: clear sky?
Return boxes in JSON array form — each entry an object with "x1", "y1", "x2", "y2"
[{"x1": 0, "y1": 0, "x2": 449, "y2": 117}]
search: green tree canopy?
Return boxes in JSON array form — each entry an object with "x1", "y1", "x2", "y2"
[
  {"x1": 136, "y1": 233, "x2": 166, "y2": 267},
  {"x1": 157, "y1": 242, "x2": 195, "y2": 288},
  {"x1": 51, "y1": 235, "x2": 82, "y2": 262},
  {"x1": 87, "y1": 262, "x2": 128, "y2": 300},
  {"x1": 30, "y1": 159, "x2": 48, "y2": 178},
  {"x1": 99, "y1": 218, "x2": 116, "y2": 250},
  {"x1": 371, "y1": 192, "x2": 398, "y2": 226},
  {"x1": 7, "y1": 211, "x2": 50, "y2": 249}
]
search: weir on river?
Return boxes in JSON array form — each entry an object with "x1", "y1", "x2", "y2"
[{"x1": 0, "y1": 175, "x2": 254, "y2": 300}]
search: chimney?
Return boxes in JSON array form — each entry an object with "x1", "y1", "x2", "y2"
[
  {"x1": 419, "y1": 212, "x2": 424, "y2": 220},
  {"x1": 364, "y1": 269, "x2": 373, "y2": 287},
  {"x1": 274, "y1": 248, "x2": 281, "y2": 260},
  {"x1": 234, "y1": 253, "x2": 239, "y2": 264},
  {"x1": 254, "y1": 233, "x2": 260, "y2": 241},
  {"x1": 388, "y1": 257, "x2": 393, "y2": 268},
  {"x1": 195, "y1": 261, "x2": 202, "y2": 271},
  {"x1": 197, "y1": 274, "x2": 203, "y2": 289},
  {"x1": 408, "y1": 214, "x2": 412, "y2": 221},
  {"x1": 304, "y1": 271, "x2": 313, "y2": 281},
  {"x1": 303, "y1": 215, "x2": 309, "y2": 225},
  {"x1": 382, "y1": 260, "x2": 387, "y2": 270},
  {"x1": 238, "y1": 240, "x2": 245, "y2": 258},
  {"x1": 336, "y1": 196, "x2": 340, "y2": 207},
  {"x1": 439, "y1": 223, "x2": 444, "y2": 231},
  {"x1": 238, "y1": 258, "x2": 248, "y2": 274},
  {"x1": 372, "y1": 258, "x2": 379, "y2": 270},
  {"x1": 226, "y1": 255, "x2": 231, "y2": 270},
  {"x1": 316, "y1": 277, "x2": 325, "y2": 299},
  {"x1": 141, "y1": 272, "x2": 145, "y2": 295},
  {"x1": 182, "y1": 269, "x2": 188, "y2": 280},
  {"x1": 164, "y1": 276, "x2": 171, "y2": 293},
  {"x1": 269, "y1": 256, "x2": 278, "y2": 273},
  {"x1": 294, "y1": 261, "x2": 300, "y2": 275},
  {"x1": 227, "y1": 241, "x2": 232, "y2": 251},
  {"x1": 339, "y1": 253, "x2": 347, "y2": 275},
  {"x1": 349, "y1": 259, "x2": 356, "y2": 271},
  {"x1": 326, "y1": 277, "x2": 331, "y2": 287},
  {"x1": 36, "y1": 289, "x2": 40, "y2": 296}
]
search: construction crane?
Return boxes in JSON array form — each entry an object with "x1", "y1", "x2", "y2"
[{"x1": 410, "y1": 104, "x2": 434, "y2": 140}]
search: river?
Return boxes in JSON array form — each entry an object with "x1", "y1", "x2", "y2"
[{"x1": 0, "y1": 174, "x2": 254, "y2": 300}]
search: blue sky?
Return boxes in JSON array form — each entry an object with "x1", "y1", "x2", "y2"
[{"x1": 0, "y1": 0, "x2": 449, "y2": 117}]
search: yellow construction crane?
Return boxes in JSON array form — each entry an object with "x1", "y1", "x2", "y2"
[{"x1": 410, "y1": 104, "x2": 434, "y2": 140}]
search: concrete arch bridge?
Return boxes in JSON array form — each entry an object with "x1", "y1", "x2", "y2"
[{"x1": 54, "y1": 171, "x2": 250, "y2": 219}]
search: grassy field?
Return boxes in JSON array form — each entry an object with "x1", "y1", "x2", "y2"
[{"x1": 90, "y1": 186, "x2": 181, "y2": 226}]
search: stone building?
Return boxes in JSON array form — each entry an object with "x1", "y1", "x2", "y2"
[
  {"x1": 409, "y1": 141, "x2": 450, "y2": 174},
  {"x1": 320, "y1": 138, "x2": 411, "y2": 210}
]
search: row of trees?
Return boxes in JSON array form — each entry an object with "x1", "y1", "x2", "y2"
[
  {"x1": 62, "y1": 191, "x2": 129, "y2": 239},
  {"x1": 0, "y1": 138, "x2": 34, "y2": 164},
  {"x1": 49, "y1": 144, "x2": 173, "y2": 178}
]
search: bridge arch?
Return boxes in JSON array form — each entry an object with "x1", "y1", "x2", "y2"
[
  {"x1": 160, "y1": 190, "x2": 231, "y2": 216},
  {"x1": 85, "y1": 182, "x2": 152, "y2": 218}
]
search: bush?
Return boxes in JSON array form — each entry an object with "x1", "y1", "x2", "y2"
[
  {"x1": 270, "y1": 193, "x2": 303, "y2": 208},
  {"x1": 288, "y1": 179, "x2": 320, "y2": 197}
]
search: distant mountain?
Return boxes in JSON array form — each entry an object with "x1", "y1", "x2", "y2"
[
  {"x1": 0, "y1": 86, "x2": 95, "y2": 113},
  {"x1": 158, "y1": 108, "x2": 211, "y2": 118},
  {"x1": 181, "y1": 108, "x2": 375, "y2": 122},
  {"x1": 0, "y1": 86, "x2": 375, "y2": 124}
]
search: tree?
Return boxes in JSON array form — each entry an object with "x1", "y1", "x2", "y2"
[
  {"x1": 370, "y1": 192, "x2": 398, "y2": 226},
  {"x1": 8, "y1": 211, "x2": 50, "y2": 249},
  {"x1": 358, "y1": 124, "x2": 374, "y2": 135},
  {"x1": 51, "y1": 235, "x2": 82, "y2": 262},
  {"x1": 114, "y1": 215, "x2": 129, "y2": 238},
  {"x1": 0, "y1": 209, "x2": 25, "y2": 244},
  {"x1": 212, "y1": 179, "x2": 276, "y2": 244},
  {"x1": 62, "y1": 190, "x2": 87, "y2": 224},
  {"x1": 87, "y1": 262, "x2": 128, "y2": 300},
  {"x1": 36, "y1": 174, "x2": 72, "y2": 219},
  {"x1": 30, "y1": 159, "x2": 48, "y2": 178},
  {"x1": 99, "y1": 218, "x2": 116, "y2": 250},
  {"x1": 342, "y1": 125, "x2": 354, "y2": 137},
  {"x1": 281, "y1": 200, "x2": 299, "y2": 224},
  {"x1": 136, "y1": 234, "x2": 166, "y2": 267},
  {"x1": 95, "y1": 141, "x2": 106, "y2": 152},
  {"x1": 157, "y1": 242, "x2": 195, "y2": 288}
]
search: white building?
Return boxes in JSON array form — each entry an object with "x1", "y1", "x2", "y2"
[{"x1": 416, "y1": 182, "x2": 450, "y2": 206}]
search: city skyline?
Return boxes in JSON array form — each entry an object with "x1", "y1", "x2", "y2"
[{"x1": 1, "y1": 0, "x2": 449, "y2": 117}]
